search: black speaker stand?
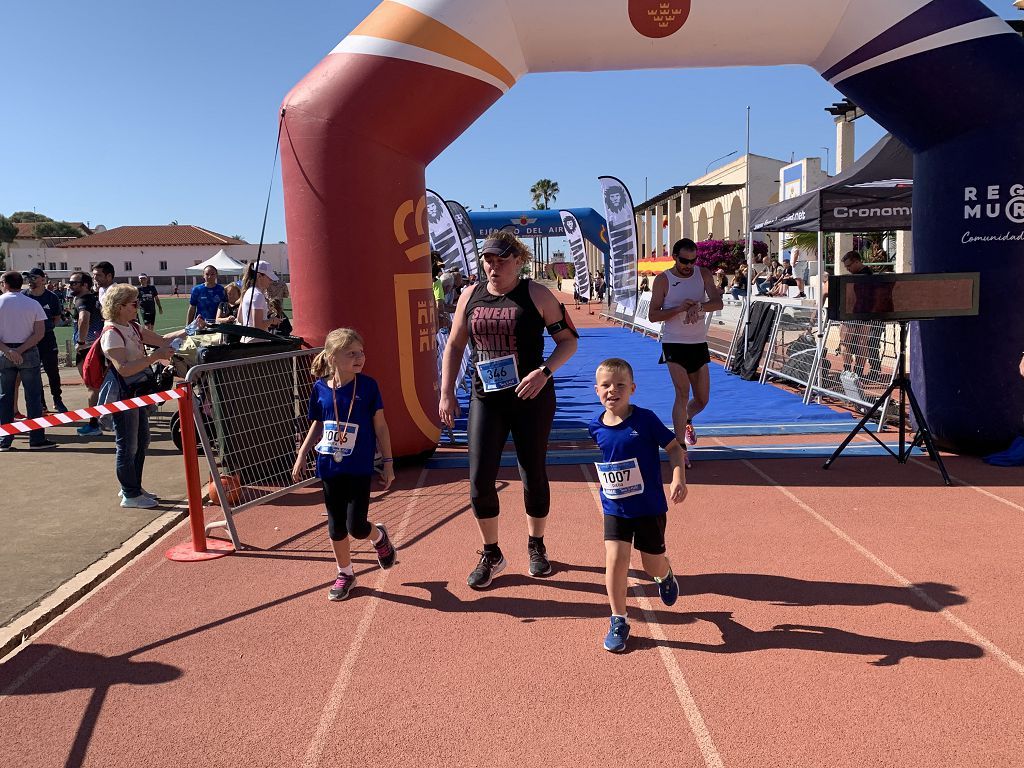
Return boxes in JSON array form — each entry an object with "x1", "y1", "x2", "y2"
[{"x1": 823, "y1": 321, "x2": 951, "y2": 486}]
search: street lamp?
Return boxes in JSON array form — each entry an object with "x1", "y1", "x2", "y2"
[
  {"x1": 479, "y1": 204, "x2": 498, "y2": 209},
  {"x1": 705, "y1": 150, "x2": 738, "y2": 177},
  {"x1": 821, "y1": 146, "x2": 831, "y2": 176}
]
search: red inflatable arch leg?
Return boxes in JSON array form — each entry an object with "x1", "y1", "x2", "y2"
[{"x1": 280, "y1": 3, "x2": 513, "y2": 456}]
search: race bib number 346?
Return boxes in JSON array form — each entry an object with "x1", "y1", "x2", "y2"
[
  {"x1": 595, "y1": 458, "x2": 644, "y2": 500},
  {"x1": 476, "y1": 354, "x2": 520, "y2": 393}
]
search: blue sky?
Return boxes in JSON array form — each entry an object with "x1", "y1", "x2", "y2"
[{"x1": 4, "y1": 0, "x2": 1018, "y2": 242}]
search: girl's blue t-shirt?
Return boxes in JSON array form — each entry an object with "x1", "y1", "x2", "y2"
[
  {"x1": 588, "y1": 405, "x2": 676, "y2": 518},
  {"x1": 307, "y1": 375, "x2": 383, "y2": 478}
]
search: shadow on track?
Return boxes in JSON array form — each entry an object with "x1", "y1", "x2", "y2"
[
  {"x1": 1, "y1": 645, "x2": 182, "y2": 768},
  {"x1": 643, "y1": 612, "x2": 984, "y2": 667}
]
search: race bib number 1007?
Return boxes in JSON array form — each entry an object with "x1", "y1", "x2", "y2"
[{"x1": 595, "y1": 458, "x2": 644, "y2": 500}]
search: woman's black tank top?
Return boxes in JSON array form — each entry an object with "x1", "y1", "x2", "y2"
[{"x1": 464, "y1": 278, "x2": 545, "y2": 398}]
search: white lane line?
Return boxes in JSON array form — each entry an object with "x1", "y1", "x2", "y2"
[
  {"x1": 728, "y1": 446, "x2": 1024, "y2": 680},
  {"x1": 911, "y1": 457, "x2": 1024, "y2": 515},
  {"x1": 301, "y1": 467, "x2": 430, "y2": 768},
  {"x1": 581, "y1": 465, "x2": 725, "y2": 768}
]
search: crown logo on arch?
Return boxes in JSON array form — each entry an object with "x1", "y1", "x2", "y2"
[{"x1": 629, "y1": 0, "x2": 691, "y2": 38}]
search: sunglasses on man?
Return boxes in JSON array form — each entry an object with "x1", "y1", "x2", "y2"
[{"x1": 674, "y1": 254, "x2": 698, "y2": 265}]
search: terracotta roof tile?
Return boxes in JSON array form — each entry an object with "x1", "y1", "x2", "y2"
[{"x1": 57, "y1": 225, "x2": 246, "y2": 248}]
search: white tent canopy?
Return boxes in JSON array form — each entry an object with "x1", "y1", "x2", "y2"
[{"x1": 185, "y1": 249, "x2": 246, "y2": 276}]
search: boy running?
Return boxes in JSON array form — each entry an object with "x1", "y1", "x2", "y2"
[{"x1": 589, "y1": 358, "x2": 687, "y2": 653}]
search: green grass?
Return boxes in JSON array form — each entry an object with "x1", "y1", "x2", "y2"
[{"x1": 53, "y1": 296, "x2": 292, "y2": 350}]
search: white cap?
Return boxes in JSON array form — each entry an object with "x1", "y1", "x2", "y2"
[{"x1": 252, "y1": 260, "x2": 279, "y2": 281}]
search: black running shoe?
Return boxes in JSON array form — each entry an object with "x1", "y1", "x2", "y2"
[
  {"x1": 328, "y1": 572, "x2": 356, "y2": 601},
  {"x1": 373, "y1": 524, "x2": 396, "y2": 569},
  {"x1": 527, "y1": 539, "x2": 552, "y2": 577},
  {"x1": 467, "y1": 550, "x2": 506, "y2": 589}
]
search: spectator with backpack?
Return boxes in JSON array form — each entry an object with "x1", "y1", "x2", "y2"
[{"x1": 90, "y1": 283, "x2": 196, "y2": 508}]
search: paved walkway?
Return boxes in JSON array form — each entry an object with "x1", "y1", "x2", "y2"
[{"x1": 1, "y1": 370, "x2": 187, "y2": 642}]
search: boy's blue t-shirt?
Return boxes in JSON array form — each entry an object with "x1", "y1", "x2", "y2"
[
  {"x1": 588, "y1": 405, "x2": 676, "y2": 518},
  {"x1": 189, "y1": 283, "x2": 227, "y2": 321},
  {"x1": 306, "y1": 375, "x2": 383, "y2": 479}
]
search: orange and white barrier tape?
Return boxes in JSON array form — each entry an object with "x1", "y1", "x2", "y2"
[{"x1": 0, "y1": 386, "x2": 187, "y2": 435}]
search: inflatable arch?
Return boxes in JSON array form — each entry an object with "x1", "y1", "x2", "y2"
[{"x1": 281, "y1": 0, "x2": 1024, "y2": 457}]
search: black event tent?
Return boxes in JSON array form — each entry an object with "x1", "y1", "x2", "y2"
[{"x1": 749, "y1": 133, "x2": 913, "y2": 233}]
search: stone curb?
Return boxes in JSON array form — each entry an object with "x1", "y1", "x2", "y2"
[{"x1": 0, "y1": 505, "x2": 189, "y2": 662}]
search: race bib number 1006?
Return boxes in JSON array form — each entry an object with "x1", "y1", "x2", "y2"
[
  {"x1": 595, "y1": 458, "x2": 644, "y2": 500},
  {"x1": 316, "y1": 420, "x2": 359, "y2": 463}
]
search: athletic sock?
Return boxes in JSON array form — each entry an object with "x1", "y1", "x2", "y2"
[
  {"x1": 338, "y1": 564, "x2": 354, "y2": 576},
  {"x1": 611, "y1": 614, "x2": 628, "y2": 621},
  {"x1": 483, "y1": 543, "x2": 502, "y2": 560},
  {"x1": 528, "y1": 535, "x2": 544, "y2": 547}
]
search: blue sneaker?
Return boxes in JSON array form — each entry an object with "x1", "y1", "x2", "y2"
[
  {"x1": 657, "y1": 569, "x2": 679, "y2": 607},
  {"x1": 604, "y1": 616, "x2": 630, "y2": 653},
  {"x1": 77, "y1": 424, "x2": 102, "y2": 437}
]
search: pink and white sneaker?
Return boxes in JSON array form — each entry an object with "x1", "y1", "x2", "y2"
[{"x1": 684, "y1": 422, "x2": 697, "y2": 447}]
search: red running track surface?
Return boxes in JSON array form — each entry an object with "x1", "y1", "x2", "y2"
[{"x1": 2, "y1": 451, "x2": 1024, "y2": 767}]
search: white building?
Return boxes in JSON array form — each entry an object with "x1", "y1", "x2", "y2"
[
  {"x1": 10, "y1": 225, "x2": 287, "y2": 287},
  {"x1": 634, "y1": 154, "x2": 789, "y2": 258}
]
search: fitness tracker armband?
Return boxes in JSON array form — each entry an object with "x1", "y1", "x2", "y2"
[{"x1": 545, "y1": 304, "x2": 580, "y2": 339}]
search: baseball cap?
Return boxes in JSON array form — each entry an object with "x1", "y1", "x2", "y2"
[
  {"x1": 26, "y1": 267, "x2": 45, "y2": 278},
  {"x1": 252, "y1": 260, "x2": 279, "y2": 281},
  {"x1": 480, "y1": 238, "x2": 515, "y2": 257},
  {"x1": 138, "y1": 272, "x2": 149, "y2": 279}
]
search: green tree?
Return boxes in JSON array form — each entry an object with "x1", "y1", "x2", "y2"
[
  {"x1": 33, "y1": 221, "x2": 85, "y2": 238},
  {"x1": 529, "y1": 179, "x2": 559, "y2": 210},
  {"x1": 0, "y1": 214, "x2": 15, "y2": 270},
  {"x1": 529, "y1": 179, "x2": 559, "y2": 271},
  {"x1": 9, "y1": 212, "x2": 52, "y2": 223}
]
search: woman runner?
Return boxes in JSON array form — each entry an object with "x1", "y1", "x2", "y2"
[{"x1": 439, "y1": 231, "x2": 578, "y2": 588}]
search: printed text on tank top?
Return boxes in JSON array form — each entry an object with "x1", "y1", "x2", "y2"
[{"x1": 465, "y1": 279, "x2": 545, "y2": 395}]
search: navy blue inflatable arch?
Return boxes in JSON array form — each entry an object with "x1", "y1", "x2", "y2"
[{"x1": 829, "y1": 3, "x2": 1024, "y2": 452}]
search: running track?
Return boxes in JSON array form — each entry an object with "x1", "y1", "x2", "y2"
[{"x1": 2, "y1": 303, "x2": 1024, "y2": 767}]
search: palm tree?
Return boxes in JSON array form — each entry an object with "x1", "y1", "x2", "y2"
[
  {"x1": 529, "y1": 179, "x2": 559, "y2": 272},
  {"x1": 530, "y1": 179, "x2": 559, "y2": 210}
]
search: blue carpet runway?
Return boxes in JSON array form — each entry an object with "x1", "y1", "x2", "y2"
[{"x1": 451, "y1": 327, "x2": 854, "y2": 437}]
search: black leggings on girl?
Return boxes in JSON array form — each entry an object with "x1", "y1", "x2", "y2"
[
  {"x1": 468, "y1": 384, "x2": 556, "y2": 520},
  {"x1": 322, "y1": 473, "x2": 372, "y2": 540}
]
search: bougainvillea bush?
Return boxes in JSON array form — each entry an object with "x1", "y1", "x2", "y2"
[{"x1": 695, "y1": 239, "x2": 768, "y2": 273}]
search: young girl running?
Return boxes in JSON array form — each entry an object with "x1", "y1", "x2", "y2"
[{"x1": 293, "y1": 328, "x2": 397, "y2": 601}]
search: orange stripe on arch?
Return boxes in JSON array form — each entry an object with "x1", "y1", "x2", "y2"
[{"x1": 353, "y1": 0, "x2": 516, "y2": 89}]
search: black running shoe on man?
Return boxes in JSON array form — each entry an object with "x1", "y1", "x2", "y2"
[{"x1": 467, "y1": 550, "x2": 506, "y2": 589}]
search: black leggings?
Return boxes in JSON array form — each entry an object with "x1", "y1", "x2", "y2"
[
  {"x1": 468, "y1": 384, "x2": 555, "y2": 519},
  {"x1": 322, "y1": 473, "x2": 372, "y2": 541}
]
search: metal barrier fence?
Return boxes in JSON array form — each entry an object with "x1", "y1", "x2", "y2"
[
  {"x1": 805, "y1": 319, "x2": 900, "y2": 428},
  {"x1": 712, "y1": 299, "x2": 746, "y2": 364},
  {"x1": 759, "y1": 305, "x2": 821, "y2": 389},
  {"x1": 186, "y1": 348, "x2": 322, "y2": 548}
]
